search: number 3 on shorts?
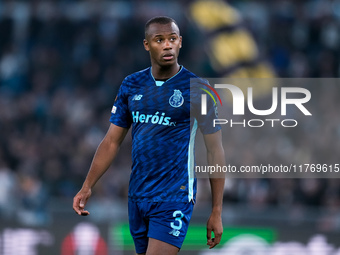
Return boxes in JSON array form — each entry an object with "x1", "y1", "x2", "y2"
[{"x1": 171, "y1": 210, "x2": 184, "y2": 230}]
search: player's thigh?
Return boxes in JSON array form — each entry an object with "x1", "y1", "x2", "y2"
[{"x1": 146, "y1": 238, "x2": 179, "y2": 255}]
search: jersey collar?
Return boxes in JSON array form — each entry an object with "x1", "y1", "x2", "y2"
[{"x1": 150, "y1": 66, "x2": 183, "y2": 86}]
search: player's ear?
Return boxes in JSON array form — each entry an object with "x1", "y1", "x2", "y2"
[
  {"x1": 143, "y1": 39, "x2": 150, "y2": 51},
  {"x1": 179, "y1": 36, "x2": 182, "y2": 49}
]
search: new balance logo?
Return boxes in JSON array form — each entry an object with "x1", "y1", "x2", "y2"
[
  {"x1": 169, "y1": 229, "x2": 180, "y2": 237},
  {"x1": 132, "y1": 94, "x2": 143, "y2": 101}
]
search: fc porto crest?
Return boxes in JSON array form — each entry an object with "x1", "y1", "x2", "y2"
[{"x1": 169, "y1": 89, "x2": 184, "y2": 108}]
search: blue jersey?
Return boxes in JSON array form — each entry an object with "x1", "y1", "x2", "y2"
[{"x1": 110, "y1": 66, "x2": 219, "y2": 203}]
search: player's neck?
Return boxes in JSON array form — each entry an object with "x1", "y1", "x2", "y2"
[{"x1": 151, "y1": 63, "x2": 181, "y2": 80}]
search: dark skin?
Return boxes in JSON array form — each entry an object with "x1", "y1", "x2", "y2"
[
  {"x1": 73, "y1": 21, "x2": 225, "y2": 255},
  {"x1": 144, "y1": 22, "x2": 182, "y2": 80}
]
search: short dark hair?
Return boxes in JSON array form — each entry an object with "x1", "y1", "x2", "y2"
[{"x1": 145, "y1": 16, "x2": 179, "y2": 37}]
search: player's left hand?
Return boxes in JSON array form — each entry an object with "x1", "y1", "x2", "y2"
[
  {"x1": 73, "y1": 188, "x2": 92, "y2": 216},
  {"x1": 206, "y1": 211, "x2": 223, "y2": 249}
]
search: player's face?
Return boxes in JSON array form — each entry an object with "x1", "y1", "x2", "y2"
[{"x1": 144, "y1": 22, "x2": 182, "y2": 68}]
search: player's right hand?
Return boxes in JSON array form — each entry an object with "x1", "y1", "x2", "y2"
[{"x1": 73, "y1": 188, "x2": 92, "y2": 216}]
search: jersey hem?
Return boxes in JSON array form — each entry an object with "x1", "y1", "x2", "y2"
[{"x1": 128, "y1": 197, "x2": 196, "y2": 203}]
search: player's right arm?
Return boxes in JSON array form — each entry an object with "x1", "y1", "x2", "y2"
[{"x1": 73, "y1": 123, "x2": 129, "y2": 216}]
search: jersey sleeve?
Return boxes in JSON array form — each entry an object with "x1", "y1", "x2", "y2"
[
  {"x1": 191, "y1": 80, "x2": 221, "y2": 134},
  {"x1": 109, "y1": 80, "x2": 132, "y2": 128}
]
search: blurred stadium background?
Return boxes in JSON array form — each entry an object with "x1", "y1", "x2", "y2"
[{"x1": 1, "y1": 0, "x2": 340, "y2": 254}]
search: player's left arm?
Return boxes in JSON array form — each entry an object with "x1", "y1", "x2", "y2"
[{"x1": 203, "y1": 129, "x2": 225, "y2": 249}]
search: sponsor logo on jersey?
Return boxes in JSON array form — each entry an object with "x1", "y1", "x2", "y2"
[
  {"x1": 169, "y1": 89, "x2": 184, "y2": 108},
  {"x1": 132, "y1": 111, "x2": 176, "y2": 126}
]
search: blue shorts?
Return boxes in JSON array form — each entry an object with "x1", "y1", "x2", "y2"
[{"x1": 128, "y1": 201, "x2": 194, "y2": 254}]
